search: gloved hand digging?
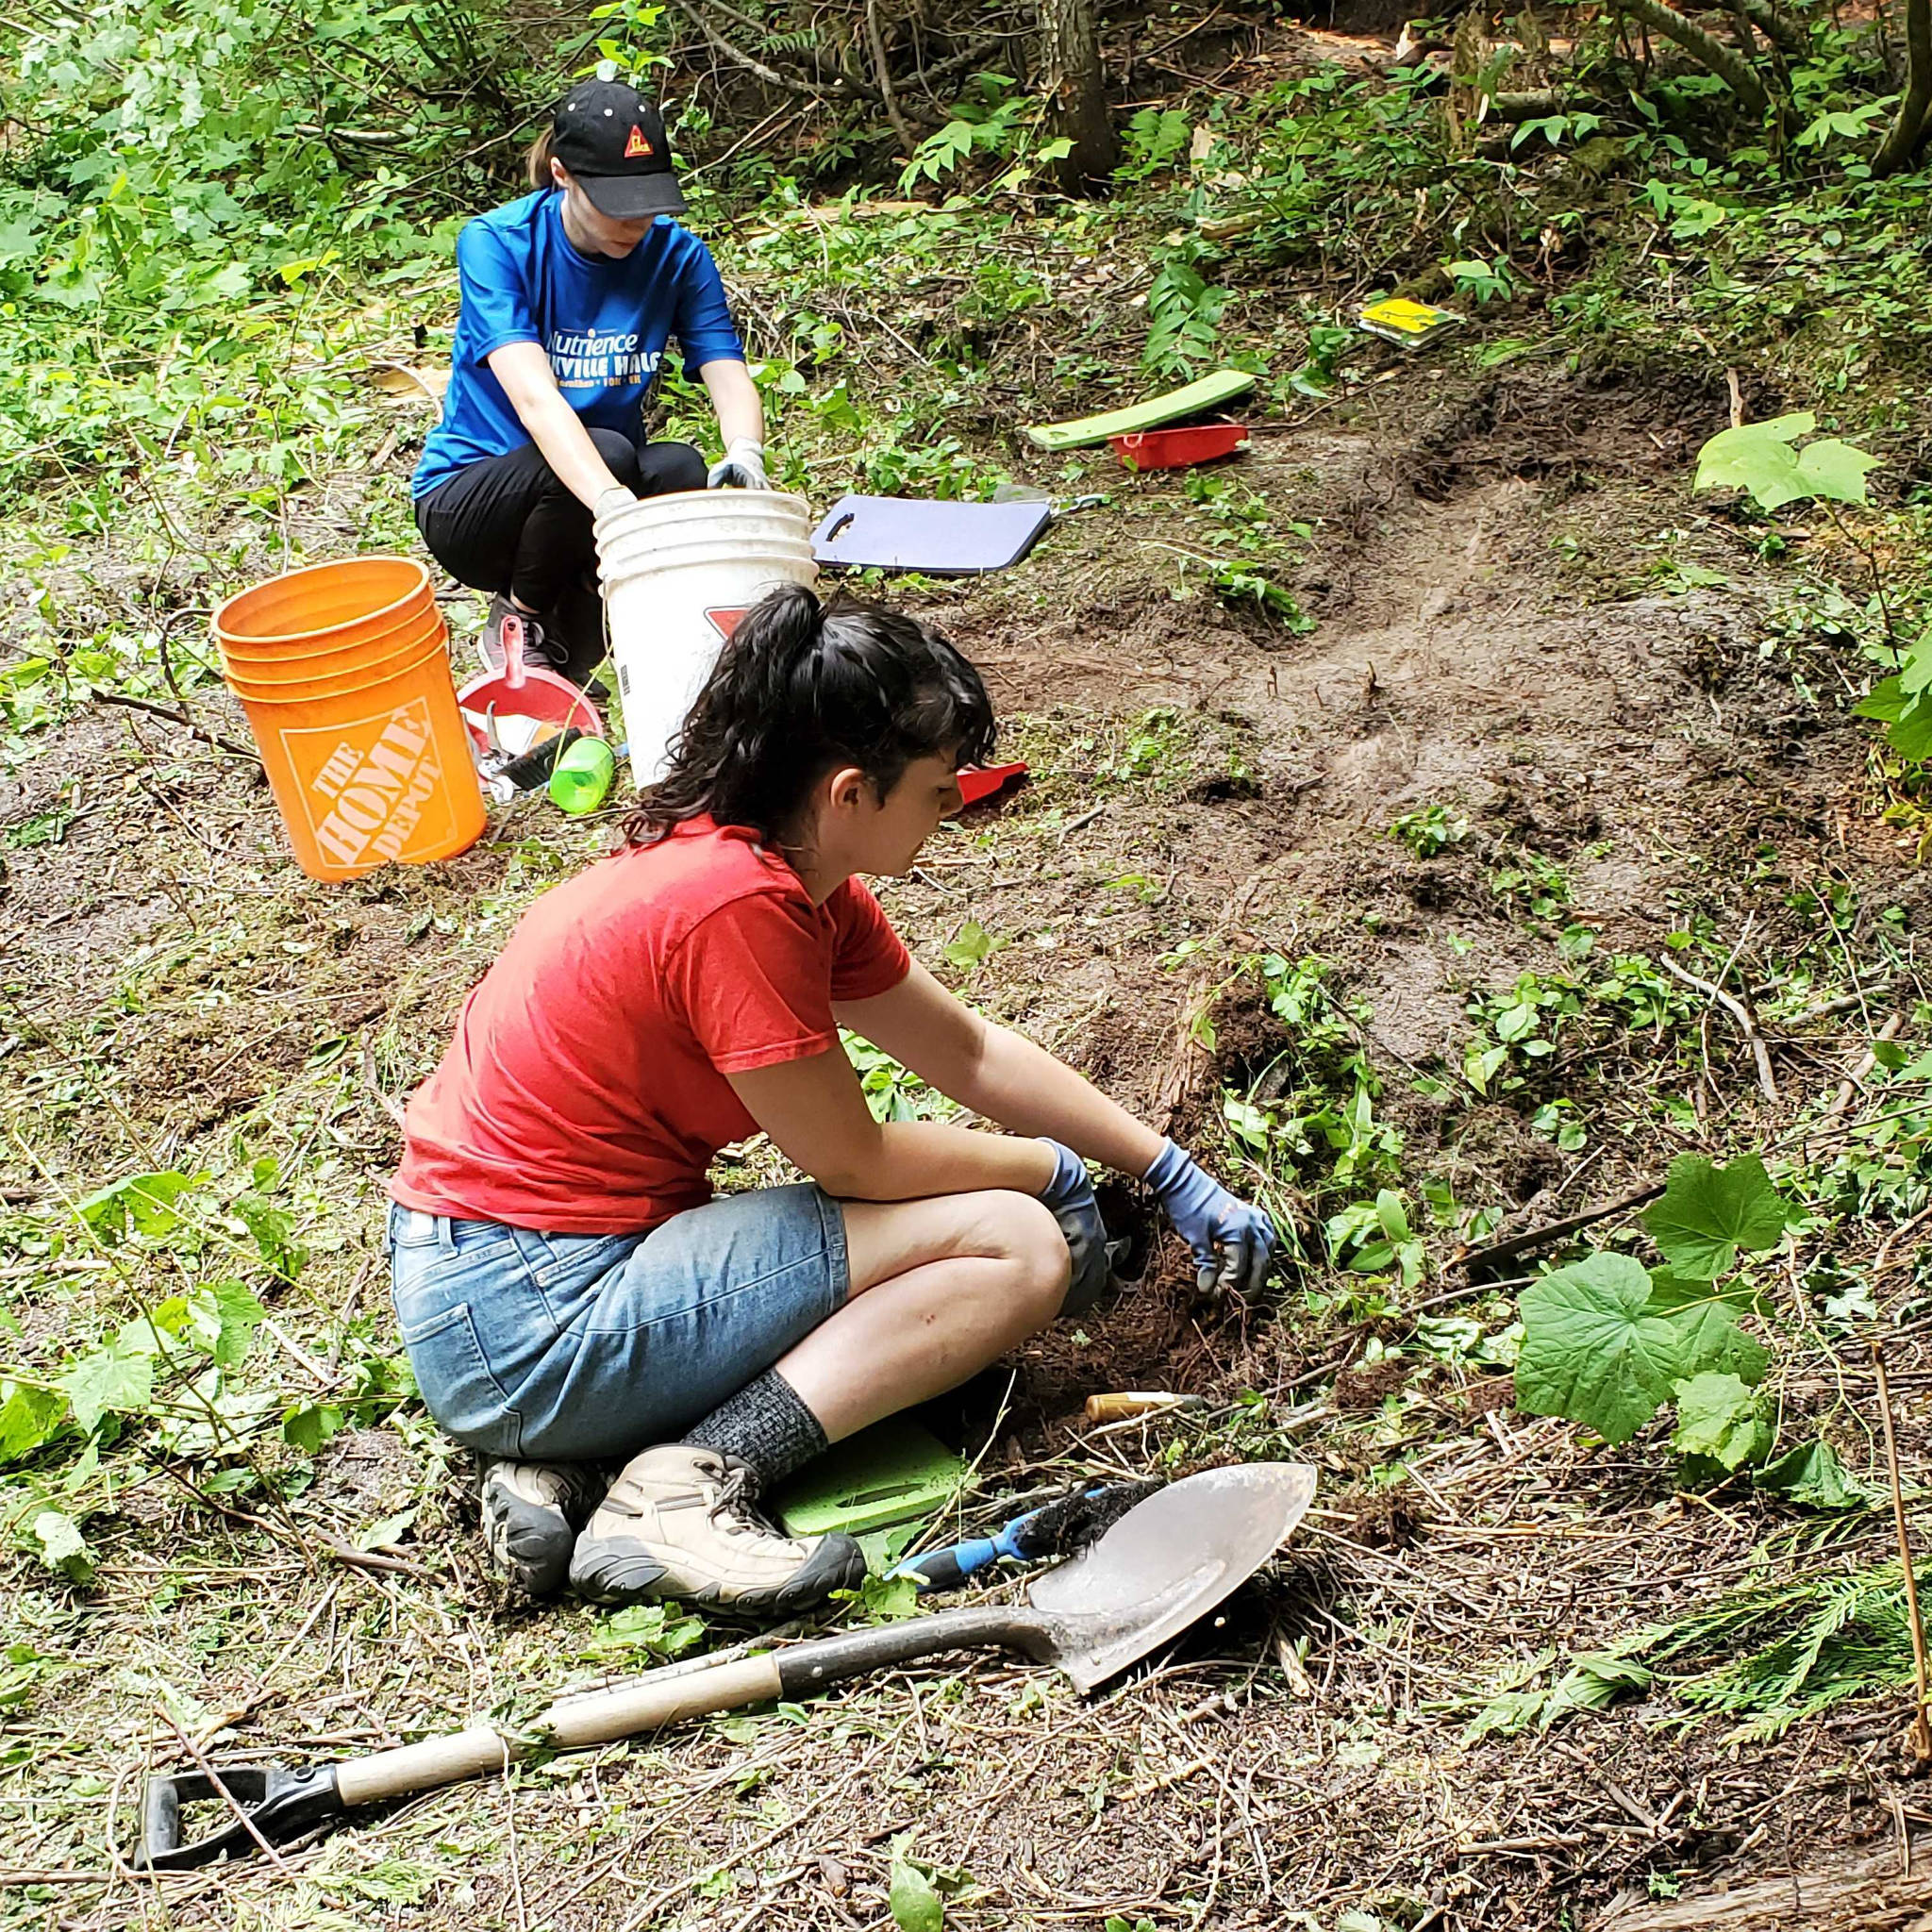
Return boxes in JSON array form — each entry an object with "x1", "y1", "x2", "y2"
[
  {"x1": 707, "y1": 438, "x2": 769, "y2": 491},
  {"x1": 1143, "y1": 1139, "x2": 1276, "y2": 1296},
  {"x1": 1038, "y1": 1139, "x2": 1111, "y2": 1315}
]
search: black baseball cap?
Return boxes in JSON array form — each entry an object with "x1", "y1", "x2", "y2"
[{"x1": 550, "y1": 81, "x2": 685, "y2": 220}]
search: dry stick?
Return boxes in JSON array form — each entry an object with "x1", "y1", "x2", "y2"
[
  {"x1": 1454, "y1": 1182, "x2": 1666, "y2": 1278},
  {"x1": 160, "y1": 1709, "x2": 299, "y2": 1875},
  {"x1": 1657, "y1": 954, "x2": 1779, "y2": 1104},
  {"x1": 92, "y1": 690, "x2": 258, "y2": 762},
  {"x1": 1872, "y1": 1338, "x2": 1932, "y2": 1762},
  {"x1": 1827, "y1": 1012, "x2": 1907, "y2": 1120},
  {"x1": 866, "y1": 0, "x2": 917, "y2": 156}
]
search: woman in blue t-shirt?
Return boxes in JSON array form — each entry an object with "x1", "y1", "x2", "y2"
[{"x1": 413, "y1": 81, "x2": 766, "y2": 681}]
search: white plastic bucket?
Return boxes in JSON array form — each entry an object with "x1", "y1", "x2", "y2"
[{"x1": 596, "y1": 488, "x2": 819, "y2": 788}]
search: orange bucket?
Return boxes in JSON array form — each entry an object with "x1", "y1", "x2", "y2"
[
  {"x1": 219, "y1": 603, "x2": 449, "y2": 687},
  {"x1": 224, "y1": 624, "x2": 453, "y2": 706},
  {"x1": 215, "y1": 557, "x2": 433, "y2": 653},
  {"x1": 218, "y1": 560, "x2": 485, "y2": 882}
]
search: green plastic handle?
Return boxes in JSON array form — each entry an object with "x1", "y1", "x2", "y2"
[{"x1": 1023, "y1": 369, "x2": 1257, "y2": 452}]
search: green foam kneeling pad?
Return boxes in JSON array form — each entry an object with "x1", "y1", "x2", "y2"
[
  {"x1": 773, "y1": 1417, "x2": 966, "y2": 1539},
  {"x1": 1023, "y1": 369, "x2": 1257, "y2": 451}
]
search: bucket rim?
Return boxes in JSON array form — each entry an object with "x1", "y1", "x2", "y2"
[
  {"x1": 225, "y1": 631, "x2": 451, "y2": 703},
  {"x1": 593, "y1": 486, "x2": 812, "y2": 530},
  {"x1": 214, "y1": 557, "x2": 433, "y2": 649},
  {"x1": 217, "y1": 607, "x2": 446, "y2": 671}
]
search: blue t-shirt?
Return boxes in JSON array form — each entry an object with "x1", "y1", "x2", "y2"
[{"x1": 413, "y1": 192, "x2": 745, "y2": 499}]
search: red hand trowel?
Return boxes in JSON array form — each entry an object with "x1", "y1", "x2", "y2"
[{"x1": 457, "y1": 612, "x2": 605, "y2": 758}]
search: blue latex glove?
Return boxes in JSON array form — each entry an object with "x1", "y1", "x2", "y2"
[
  {"x1": 1038, "y1": 1139, "x2": 1110, "y2": 1315},
  {"x1": 1143, "y1": 1139, "x2": 1277, "y2": 1296}
]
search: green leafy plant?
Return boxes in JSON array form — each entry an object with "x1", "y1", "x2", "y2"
[
  {"x1": 1326, "y1": 1190, "x2": 1426, "y2": 1290},
  {"x1": 1117, "y1": 108, "x2": 1191, "y2": 179},
  {"x1": 1514, "y1": 1156, "x2": 1787, "y2": 1451},
  {"x1": 1694, "y1": 412, "x2": 1879, "y2": 513},
  {"x1": 1144, "y1": 250, "x2": 1229, "y2": 375},
  {"x1": 1389, "y1": 804, "x2": 1467, "y2": 858}
]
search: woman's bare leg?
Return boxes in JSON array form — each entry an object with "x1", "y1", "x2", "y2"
[{"x1": 774, "y1": 1189, "x2": 1068, "y2": 1441}]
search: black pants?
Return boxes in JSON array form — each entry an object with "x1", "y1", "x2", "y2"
[{"x1": 415, "y1": 430, "x2": 707, "y2": 679}]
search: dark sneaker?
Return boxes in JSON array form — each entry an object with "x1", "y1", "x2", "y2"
[
  {"x1": 479, "y1": 1457, "x2": 604, "y2": 1598},
  {"x1": 478, "y1": 595, "x2": 558, "y2": 675},
  {"x1": 569, "y1": 1444, "x2": 865, "y2": 1617}
]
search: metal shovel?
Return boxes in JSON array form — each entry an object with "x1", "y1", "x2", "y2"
[{"x1": 136, "y1": 1461, "x2": 1315, "y2": 1870}]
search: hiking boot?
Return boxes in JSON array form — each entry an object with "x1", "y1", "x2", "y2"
[
  {"x1": 569, "y1": 1444, "x2": 865, "y2": 1616},
  {"x1": 479, "y1": 1457, "x2": 604, "y2": 1598},
  {"x1": 477, "y1": 595, "x2": 558, "y2": 675}
]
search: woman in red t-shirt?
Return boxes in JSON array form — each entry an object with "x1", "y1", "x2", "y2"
[{"x1": 389, "y1": 584, "x2": 1275, "y2": 1617}]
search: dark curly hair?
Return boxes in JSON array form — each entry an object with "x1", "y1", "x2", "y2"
[{"x1": 623, "y1": 583, "x2": 997, "y2": 846}]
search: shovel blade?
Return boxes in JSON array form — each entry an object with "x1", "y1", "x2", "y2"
[{"x1": 1025, "y1": 1461, "x2": 1316, "y2": 1692}]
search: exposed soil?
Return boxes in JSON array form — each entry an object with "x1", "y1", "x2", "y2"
[{"x1": 5, "y1": 358, "x2": 1929, "y2": 1929}]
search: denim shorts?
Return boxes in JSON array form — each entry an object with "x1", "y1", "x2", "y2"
[{"x1": 385, "y1": 1185, "x2": 849, "y2": 1463}]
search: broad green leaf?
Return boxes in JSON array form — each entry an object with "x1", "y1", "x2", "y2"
[
  {"x1": 889, "y1": 1853, "x2": 944, "y2": 1932},
  {"x1": 1643, "y1": 1155, "x2": 1787, "y2": 1280},
  {"x1": 1756, "y1": 1438, "x2": 1866, "y2": 1508},
  {"x1": 1374, "y1": 1190, "x2": 1410, "y2": 1243},
  {"x1": 1693, "y1": 414, "x2": 1876, "y2": 512},
  {"x1": 232, "y1": 1192, "x2": 308, "y2": 1280},
  {"x1": 1642, "y1": 1269, "x2": 1758, "y2": 1314},
  {"x1": 1670, "y1": 1372, "x2": 1770, "y2": 1470},
  {"x1": 1793, "y1": 437, "x2": 1879, "y2": 506},
  {"x1": 1896, "y1": 632, "x2": 1932, "y2": 697},
  {"x1": 940, "y1": 920, "x2": 999, "y2": 973},
  {"x1": 58, "y1": 1344, "x2": 153, "y2": 1434},
  {"x1": 356, "y1": 1507, "x2": 417, "y2": 1552},
  {"x1": 198, "y1": 1280, "x2": 266, "y2": 1368},
  {"x1": 1691, "y1": 414, "x2": 1811, "y2": 508},
  {"x1": 32, "y1": 1509, "x2": 94, "y2": 1583},
  {"x1": 1664, "y1": 1300, "x2": 1770, "y2": 1387},
  {"x1": 75, "y1": 1169, "x2": 207, "y2": 1241},
  {"x1": 1515, "y1": 1254, "x2": 1685, "y2": 1444},
  {"x1": 281, "y1": 1401, "x2": 345, "y2": 1455},
  {"x1": 0, "y1": 1383, "x2": 68, "y2": 1463}
]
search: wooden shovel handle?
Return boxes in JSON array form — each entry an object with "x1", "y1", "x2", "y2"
[
  {"x1": 334, "y1": 1654, "x2": 783, "y2": 1807},
  {"x1": 333, "y1": 1606, "x2": 1054, "y2": 1809}
]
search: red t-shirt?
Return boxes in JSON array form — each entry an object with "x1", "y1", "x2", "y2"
[{"x1": 391, "y1": 818, "x2": 910, "y2": 1233}]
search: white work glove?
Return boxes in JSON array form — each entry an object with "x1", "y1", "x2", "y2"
[
  {"x1": 707, "y1": 438, "x2": 768, "y2": 491},
  {"x1": 593, "y1": 486, "x2": 637, "y2": 523}
]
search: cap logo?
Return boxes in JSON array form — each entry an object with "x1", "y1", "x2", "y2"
[{"x1": 625, "y1": 124, "x2": 654, "y2": 158}]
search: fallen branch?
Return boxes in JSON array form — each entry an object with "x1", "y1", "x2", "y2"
[
  {"x1": 1454, "y1": 1181, "x2": 1666, "y2": 1277},
  {"x1": 1616, "y1": 0, "x2": 1770, "y2": 115},
  {"x1": 1825, "y1": 1011, "x2": 1906, "y2": 1120},
  {"x1": 92, "y1": 690, "x2": 258, "y2": 762},
  {"x1": 865, "y1": 0, "x2": 916, "y2": 156},
  {"x1": 1600, "y1": 1836, "x2": 1932, "y2": 1928},
  {"x1": 1733, "y1": 0, "x2": 1807, "y2": 52},
  {"x1": 1657, "y1": 953, "x2": 1779, "y2": 1104},
  {"x1": 667, "y1": 0, "x2": 876, "y2": 99}
]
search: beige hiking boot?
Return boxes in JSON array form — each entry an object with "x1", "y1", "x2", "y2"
[{"x1": 569, "y1": 1444, "x2": 864, "y2": 1617}]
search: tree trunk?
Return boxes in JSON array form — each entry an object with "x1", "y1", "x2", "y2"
[
  {"x1": 1039, "y1": 0, "x2": 1116, "y2": 189},
  {"x1": 1873, "y1": 0, "x2": 1932, "y2": 173}
]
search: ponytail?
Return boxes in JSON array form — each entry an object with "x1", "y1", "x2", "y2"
[
  {"x1": 525, "y1": 127, "x2": 558, "y2": 191},
  {"x1": 623, "y1": 584, "x2": 996, "y2": 847}
]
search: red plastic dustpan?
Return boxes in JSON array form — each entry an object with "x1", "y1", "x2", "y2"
[
  {"x1": 457, "y1": 613, "x2": 605, "y2": 757},
  {"x1": 957, "y1": 761, "x2": 1027, "y2": 806},
  {"x1": 1110, "y1": 423, "x2": 1249, "y2": 471}
]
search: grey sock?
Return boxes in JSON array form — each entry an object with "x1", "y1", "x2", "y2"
[{"x1": 683, "y1": 1369, "x2": 827, "y2": 1490}]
